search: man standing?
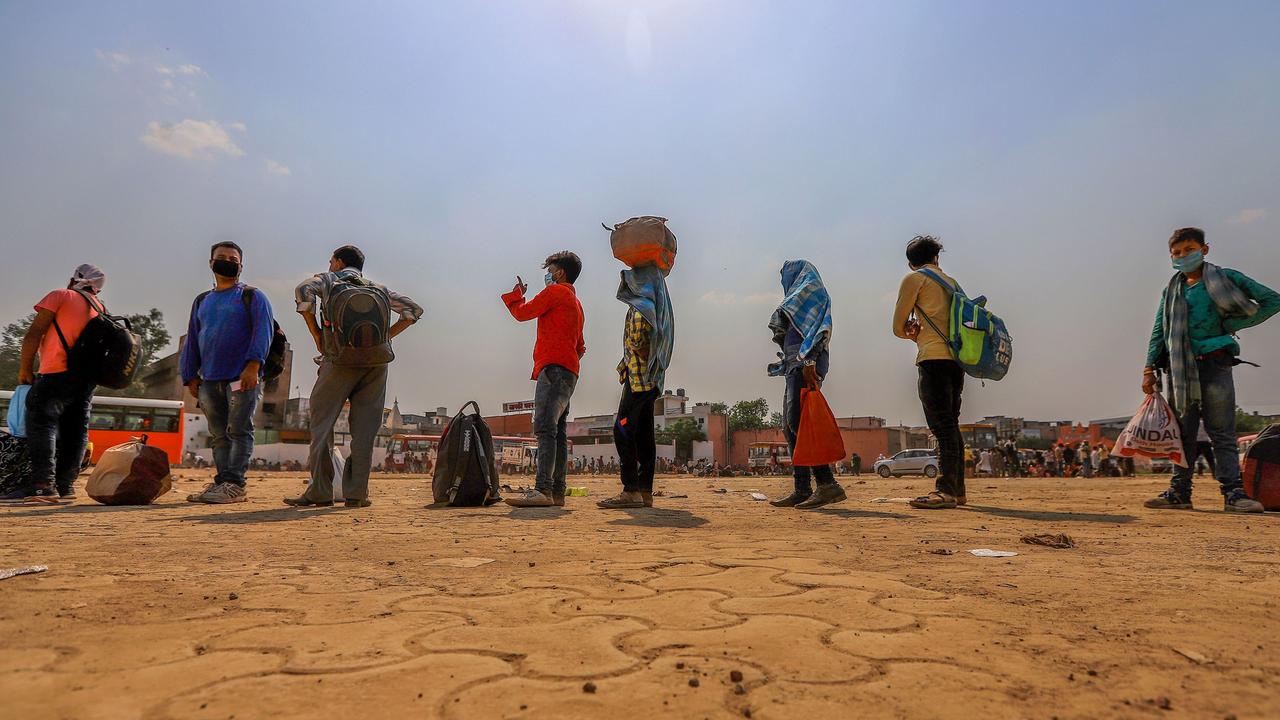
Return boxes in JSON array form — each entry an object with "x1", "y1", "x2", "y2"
[
  {"x1": 892, "y1": 236, "x2": 966, "y2": 510},
  {"x1": 767, "y1": 260, "x2": 846, "y2": 509},
  {"x1": 501, "y1": 252, "x2": 586, "y2": 508},
  {"x1": 284, "y1": 245, "x2": 422, "y2": 508},
  {"x1": 181, "y1": 242, "x2": 274, "y2": 504},
  {"x1": 598, "y1": 265, "x2": 674, "y2": 510},
  {"x1": 1, "y1": 265, "x2": 106, "y2": 504},
  {"x1": 851, "y1": 452, "x2": 862, "y2": 477},
  {"x1": 1142, "y1": 227, "x2": 1279, "y2": 513}
]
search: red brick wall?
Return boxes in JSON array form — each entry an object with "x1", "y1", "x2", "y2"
[
  {"x1": 729, "y1": 427, "x2": 893, "y2": 467},
  {"x1": 483, "y1": 413, "x2": 534, "y2": 437}
]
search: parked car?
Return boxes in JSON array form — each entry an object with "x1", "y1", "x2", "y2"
[{"x1": 874, "y1": 449, "x2": 940, "y2": 478}]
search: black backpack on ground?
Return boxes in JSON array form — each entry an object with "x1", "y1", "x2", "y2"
[
  {"x1": 431, "y1": 401, "x2": 502, "y2": 507},
  {"x1": 191, "y1": 286, "x2": 289, "y2": 381},
  {"x1": 53, "y1": 290, "x2": 142, "y2": 390}
]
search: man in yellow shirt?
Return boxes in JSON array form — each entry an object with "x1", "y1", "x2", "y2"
[{"x1": 892, "y1": 236, "x2": 966, "y2": 510}]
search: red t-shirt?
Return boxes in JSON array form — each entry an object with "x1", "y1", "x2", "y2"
[
  {"x1": 35, "y1": 289, "x2": 101, "y2": 374},
  {"x1": 501, "y1": 283, "x2": 586, "y2": 379}
]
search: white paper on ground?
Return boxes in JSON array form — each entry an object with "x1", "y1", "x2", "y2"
[
  {"x1": 750, "y1": 493, "x2": 768, "y2": 501},
  {"x1": 0, "y1": 565, "x2": 48, "y2": 581},
  {"x1": 969, "y1": 549, "x2": 1018, "y2": 558}
]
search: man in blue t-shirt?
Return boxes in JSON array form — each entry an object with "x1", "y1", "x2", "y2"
[{"x1": 180, "y1": 242, "x2": 274, "y2": 504}]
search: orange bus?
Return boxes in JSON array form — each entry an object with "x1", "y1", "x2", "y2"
[{"x1": 1, "y1": 390, "x2": 185, "y2": 466}]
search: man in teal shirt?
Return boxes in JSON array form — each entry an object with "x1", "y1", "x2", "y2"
[{"x1": 1142, "y1": 227, "x2": 1280, "y2": 513}]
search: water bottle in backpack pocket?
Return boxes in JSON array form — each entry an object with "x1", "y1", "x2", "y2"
[{"x1": 321, "y1": 274, "x2": 394, "y2": 367}]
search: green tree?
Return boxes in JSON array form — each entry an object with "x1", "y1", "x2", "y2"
[
  {"x1": 708, "y1": 402, "x2": 729, "y2": 415},
  {"x1": 0, "y1": 309, "x2": 171, "y2": 396},
  {"x1": 1236, "y1": 408, "x2": 1267, "y2": 434},
  {"x1": 728, "y1": 398, "x2": 771, "y2": 432},
  {"x1": 655, "y1": 418, "x2": 706, "y2": 463},
  {"x1": 768, "y1": 411, "x2": 785, "y2": 429},
  {"x1": 0, "y1": 313, "x2": 36, "y2": 389}
]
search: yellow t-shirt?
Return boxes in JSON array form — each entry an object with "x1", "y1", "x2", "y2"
[{"x1": 892, "y1": 265, "x2": 957, "y2": 364}]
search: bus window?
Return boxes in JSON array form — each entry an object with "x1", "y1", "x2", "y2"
[
  {"x1": 89, "y1": 408, "x2": 122, "y2": 430},
  {"x1": 151, "y1": 409, "x2": 180, "y2": 433},
  {"x1": 122, "y1": 411, "x2": 151, "y2": 431}
]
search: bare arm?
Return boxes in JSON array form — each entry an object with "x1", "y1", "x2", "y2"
[
  {"x1": 18, "y1": 310, "x2": 55, "y2": 385},
  {"x1": 388, "y1": 317, "x2": 414, "y2": 339}
]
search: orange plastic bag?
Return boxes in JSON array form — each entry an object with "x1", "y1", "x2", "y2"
[{"x1": 792, "y1": 388, "x2": 846, "y2": 466}]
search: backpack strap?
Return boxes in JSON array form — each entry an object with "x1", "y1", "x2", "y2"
[
  {"x1": 912, "y1": 269, "x2": 955, "y2": 346},
  {"x1": 917, "y1": 267, "x2": 962, "y2": 297},
  {"x1": 52, "y1": 289, "x2": 109, "y2": 354},
  {"x1": 914, "y1": 302, "x2": 951, "y2": 344}
]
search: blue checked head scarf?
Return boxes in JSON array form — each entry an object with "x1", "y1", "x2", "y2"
[
  {"x1": 767, "y1": 260, "x2": 832, "y2": 377},
  {"x1": 1162, "y1": 262, "x2": 1257, "y2": 412},
  {"x1": 617, "y1": 265, "x2": 675, "y2": 391}
]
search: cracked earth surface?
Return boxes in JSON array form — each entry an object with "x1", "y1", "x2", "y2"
[{"x1": 2, "y1": 472, "x2": 1278, "y2": 719}]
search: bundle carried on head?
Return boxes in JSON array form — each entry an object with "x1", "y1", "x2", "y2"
[{"x1": 604, "y1": 216, "x2": 677, "y2": 276}]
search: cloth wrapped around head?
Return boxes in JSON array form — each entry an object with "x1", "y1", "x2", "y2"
[
  {"x1": 70, "y1": 264, "x2": 106, "y2": 294},
  {"x1": 767, "y1": 260, "x2": 832, "y2": 376},
  {"x1": 617, "y1": 264, "x2": 675, "y2": 391}
]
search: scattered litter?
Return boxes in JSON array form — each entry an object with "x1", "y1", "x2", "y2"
[
  {"x1": 969, "y1": 549, "x2": 1018, "y2": 558},
  {"x1": 871, "y1": 497, "x2": 913, "y2": 503},
  {"x1": 714, "y1": 488, "x2": 728, "y2": 494},
  {"x1": 652, "y1": 490, "x2": 666, "y2": 497},
  {"x1": 997, "y1": 583, "x2": 1018, "y2": 589},
  {"x1": 667, "y1": 494, "x2": 688, "y2": 499},
  {"x1": 928, "y1": 549, "x2": 954, "y2": 556},
  {"x1": 596, "y1": 529, "x2": 619, "y2": 533},
  {"x1": 0, "y1": 565, "x2": 48, "y2": 581},
  {"x1": 1021, "y1": 533, "x2": 1076, "y2": 549},
  {"x1": 566, "y1": 487, "x2": 588, "y2": 497},
  {"x1": 749, "y1": 493, "x2": 768, "y2": 501},
  {"x1": 426, "y1": 558, "x2": 495, "y2": 568},
  {"x1": 1173, "y1": 648, "x2": 1213, "y2": 665}
]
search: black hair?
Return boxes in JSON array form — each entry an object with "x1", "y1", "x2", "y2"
[
  {"x1": 332, "y1": 245, "x2": 366, "y2": 271},
  {"x1": 210, "y1": 241, "x2": 243, "y2": 260},
  {"x1": 544, "y1": 251, "x2": 582, "y2": 284},
  {"x1": 905, "y1": 235, "x2": 944, "y2": 267},
  {"x1": 1169, "y1": 227, "x2": 1206, "y2": 247}
]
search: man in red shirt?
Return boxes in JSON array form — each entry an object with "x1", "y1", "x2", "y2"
[
  {"x1": 501, "y1": 251, "x2": 586, "y2": 508},
  {"x1": 1, "y1": 265, "x2": 106, "y2": 504}
]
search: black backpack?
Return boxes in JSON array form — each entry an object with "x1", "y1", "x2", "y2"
[
  {"x1": 431, "y1": 401, "x2": 501, "y2": 507},
  {"x1": 53, "y1": 290, "x2": 142, "y2": 390},
  {"x1": 191, "y1": 286, "x2": 289, "y2": 381}
]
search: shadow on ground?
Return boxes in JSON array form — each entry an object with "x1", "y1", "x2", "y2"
[{"x1": 964, "y1": 505, "x2": 1138, "y2": 524}]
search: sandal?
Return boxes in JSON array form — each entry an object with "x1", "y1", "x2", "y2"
[{"x1": 909, "y1": 491, "x2": 958, "y2": 510}]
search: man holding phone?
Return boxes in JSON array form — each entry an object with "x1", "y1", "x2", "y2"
[
  {"x1": 501, "y1": 252, "x2": 586, "y2": 508},
  {"x1": 180, "y1": 241, "x2": 274, "y2": 504}
]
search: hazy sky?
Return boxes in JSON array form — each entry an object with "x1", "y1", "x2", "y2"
[{"x1": 2, "y1": 1, "x2": 1278, "y2": 426}]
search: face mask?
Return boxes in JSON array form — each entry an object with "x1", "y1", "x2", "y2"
[
  {"x1": 212, "y1": 259, "x2": 242, "y2": 278},
  {"x1": 544, "y1": 271, "x2": 555, "y2": 287},
  {"x1": 1172, "y1": 250, "x2": 1204, "y2": 273}
]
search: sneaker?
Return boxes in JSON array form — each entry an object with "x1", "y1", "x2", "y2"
[
  {"x1": 343, "y1": 498, "x2": 372, "y2": 508},
  {"x1": 187, "y1": 482, "x2": 218, "y2": 502},
  {"x1": 641, "y1": 491, "x2": 654, "y2": 508},
  {"x1": 504, "y1": 489, "x2": 554, "y2": 508},
  {"x1": 795, "y1": 484, "x2": 848, "y2": 509},
  {"x1": 1143, "y1": 489, "x2": 1192, "y2": 510},
  {"x1": 58, "y1": 488, "x2": 76, "y2": 501},
  {"x1": 191, "y1": 483, "x2": 247, "y2": 504},
  {"x1": 1224, "y1": 489, "x2": 1264, "y2": 514},
  {"x1": 283, "y1": 496, "x2": 334, "y2": 507},
  {"x1": 769, "y1": 491, "x2": 811, "y2": 508},
  {"x1": 596, "y1": 491, "x2": 645, "y2": 509},
  {"x1": 0, "y1": 487, "x2": 61, "y2": 505},
  {"x1": 552, "y1": 493, "x2": 566, "y2": 507}
]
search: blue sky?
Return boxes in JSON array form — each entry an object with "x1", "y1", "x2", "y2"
[{"x1": 2, "y1": 1, "x2": 1278, "y2": 424}]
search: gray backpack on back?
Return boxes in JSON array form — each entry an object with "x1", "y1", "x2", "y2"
[{"x1": 321, "y1": 274, "x2": 394, "y2": 367}]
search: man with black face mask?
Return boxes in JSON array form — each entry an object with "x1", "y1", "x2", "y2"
[{"x1": 180, "y1": 241, "x2": 275, "y2": 504}]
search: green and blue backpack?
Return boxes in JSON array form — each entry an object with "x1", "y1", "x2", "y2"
[{"x1": 915, "y1": 268, "x2": 1013, "y2": 381}]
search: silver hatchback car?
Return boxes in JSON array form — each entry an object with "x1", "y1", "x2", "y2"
[{"x1": 874, "y1": 448, "x2": 940, "y2": 478}]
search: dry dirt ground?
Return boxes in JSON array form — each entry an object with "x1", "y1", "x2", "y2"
[{"x1": 1, "y1": 470, "x2": 1277, "y2": 720}]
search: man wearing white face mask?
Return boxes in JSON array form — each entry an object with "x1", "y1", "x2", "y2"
[
  {"x1": 1143, "y1": 227, "x2": 1280, "y2": 513},
  {"x1": 180, "y1": 242, "x2": 275, "y2": 504}
]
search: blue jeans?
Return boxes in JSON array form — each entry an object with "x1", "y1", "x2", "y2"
[
  {"x1": 782, "y1": 368, "x2": 835, "y2": 495},
  {"x1": 533, "y1": 364, "x2": 576, "y2": 496},
  {"x1": 25, "y1": 372, "x2": 95, "y2": 493},
  {"x1": 199, "y1": 380, "x2": 260, "y2": 487},
  {"x1": 1171, "y1": 355, "x2": 1241, "y2": 497}
]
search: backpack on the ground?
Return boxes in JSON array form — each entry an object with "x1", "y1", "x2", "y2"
[
  {"x1": 1243, "y1": 423, "x2": 1280, "y2": 510},
  {"x1": 53, "y1": 290, "x2": 142, "y2": 390},
  {"x1": 916, "y1": 268, "x2": 1013, "y2": 381},
  {"x1": 321, "y1": 274, "x2": 393, "y2": 367},
  {"x1": 605, "y1": 216, "x2": 677, "y2": 276},
  {"x1": 86, "y1": 435, "x2": 172, "y2": 505},
  {"x1": 190, "y1": 286, "x2": 289, "y2": 381},
  {"x1": 431, "y1": 401, "x2": 501, "y2": 507}
]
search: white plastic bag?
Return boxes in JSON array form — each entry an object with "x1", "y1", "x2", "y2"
[
  {"x1": 1111, "y1": 393, "x2": 1187, "y2": 467},
  {"x1": 330, "y1": 447, "x2": 346, "y2": 502}
]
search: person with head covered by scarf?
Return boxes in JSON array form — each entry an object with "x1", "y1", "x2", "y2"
[
  {"x1": 1, "y1": 264, "x2": 108, "y2": 504},
  {"x1": 767, "y1": 260, "x2": 847, "y2": 509},
  {"x1": 597, "y1": 264, "x2": 675, "y2": 510}
]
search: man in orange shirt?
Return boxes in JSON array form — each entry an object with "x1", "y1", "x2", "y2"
[
  {"x1": 2, "y1": 265, "x2": 106, "y2": 504},
  {"x1": 500, "y1": 251, "x2": 586, "y2": 508}
]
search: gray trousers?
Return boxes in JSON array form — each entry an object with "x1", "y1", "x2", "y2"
[{"x1": 304, "y1": 362, "x2": 388, "y2": 501}]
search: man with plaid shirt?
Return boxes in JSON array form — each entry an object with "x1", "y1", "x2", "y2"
[{"x1": 599, "y1": 265, "x2": 674, "y2": 510}]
